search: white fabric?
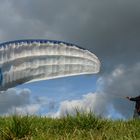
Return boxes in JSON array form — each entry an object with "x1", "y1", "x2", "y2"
[{"x1": 0, "y1": 41, "x2": 100, "y2": 90}]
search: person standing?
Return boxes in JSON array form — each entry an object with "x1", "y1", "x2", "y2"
[{"x1": 126, "y1": 95, "x2": 140, "y2": 118}]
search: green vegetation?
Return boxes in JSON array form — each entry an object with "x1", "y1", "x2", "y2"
[{"x1": 0, "y1": 112, "x2": 139, "y2": 140}]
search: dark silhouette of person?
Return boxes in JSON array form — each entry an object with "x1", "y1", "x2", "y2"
[{"x1": 126, "y1": 95, "x2": 140, "y2": 118}]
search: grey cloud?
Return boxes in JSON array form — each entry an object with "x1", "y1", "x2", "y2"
[
  {"x1": 1, "y1": 0, "x2": 139, "y2": 69},
  {"x1": 0, "y1": 0, "x2": 140, "y2": 118},
  {"x1": 0, "y1": 88, "x2": 31, "y2": 114},
  {"x1": 0, "y1": 88, "x2": 54, "y2": 115}
]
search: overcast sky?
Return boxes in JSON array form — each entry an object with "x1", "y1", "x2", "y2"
[{"x1": 0, "y1": 0, "x2": 140, "y2": 119}]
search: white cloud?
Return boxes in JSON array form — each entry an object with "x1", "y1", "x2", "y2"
[
  {"x1": 53, "y1": 92, "x2": 106, "y2": 117},
  {"x1": 9, "y1": 104, "x2": 41, "y2": 115},
  {"x1": 52, "y1": 63, "x2": 140, "y2": 119}
]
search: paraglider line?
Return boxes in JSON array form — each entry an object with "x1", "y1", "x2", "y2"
[{"x1": 0, "y1": 68, "x2": 3, "y2": 86}]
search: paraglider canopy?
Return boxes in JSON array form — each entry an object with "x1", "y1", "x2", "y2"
[{"x1": 0, "y1": 39, "x2": 100, "y2": 91}]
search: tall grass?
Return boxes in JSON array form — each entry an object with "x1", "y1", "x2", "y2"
[
  {"x1": 0, "y1": 115, "x2": 33, "y2": 140},
  {"x1": 0, "y1": 112, "x2": 140, "y2": 140}
]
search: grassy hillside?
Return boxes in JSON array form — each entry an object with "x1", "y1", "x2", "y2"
[{"x1": 0, "y1": 112, "x2": 140, "y2": 140}]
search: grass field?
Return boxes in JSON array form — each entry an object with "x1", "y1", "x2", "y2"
[{"x1": 0, "y1": 112, "x2": 139, "y2": 140}]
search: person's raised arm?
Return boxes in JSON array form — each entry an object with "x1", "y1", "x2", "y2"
[{"x1": 126, "y1": 96, "x2": 140, "y2": 101}]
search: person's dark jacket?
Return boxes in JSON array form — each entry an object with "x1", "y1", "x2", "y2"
[{"x1": 130, "y1": 96, "x2": 140, "y2": 115}]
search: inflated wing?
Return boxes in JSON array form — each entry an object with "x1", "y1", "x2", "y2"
[{"x1": 0, "y1": 40, "x2": 100, "y2": 90}]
